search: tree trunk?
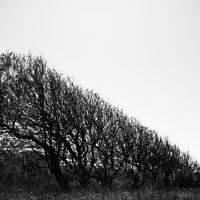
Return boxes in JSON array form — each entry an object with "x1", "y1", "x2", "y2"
[
  {"x1": 49, "y1": 156, "x2": 69, "y2": 190},
  {"x1": 78, "y1": 163, "x2": 90, "y2": 187},
  {"x1": 79, "y1": 171, "x2": 90, "y2": 187}
]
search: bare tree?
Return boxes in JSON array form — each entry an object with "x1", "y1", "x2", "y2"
[
  {"x1": 0, "y1": 53, "x2": 76, "y2": 189},
  {"x1": 1, "y1": 52, "x2": 200, "y2": 190}
]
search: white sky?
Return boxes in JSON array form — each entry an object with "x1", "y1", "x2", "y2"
[{"x1": 0, "y1": 0, "x2": 200, "y2": 162}]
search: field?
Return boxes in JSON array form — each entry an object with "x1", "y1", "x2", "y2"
[{"x1": 1, "y1": 187, "x2": 200, "y2": 200}]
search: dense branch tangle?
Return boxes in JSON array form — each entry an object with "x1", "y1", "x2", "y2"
[{"x1": 0, "y1": 52, "x2": 200, "y2": 190}]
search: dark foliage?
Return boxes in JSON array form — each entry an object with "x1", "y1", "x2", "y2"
[{"x1": 0, "y1": 52, "x2": 200, "y2": 190}]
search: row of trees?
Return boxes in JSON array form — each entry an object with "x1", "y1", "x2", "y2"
[{"x1": 0, "y1": 52, "x2": 200, "y2": 190}]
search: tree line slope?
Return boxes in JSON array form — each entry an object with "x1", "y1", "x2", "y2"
[{"x1": 0, "y1": 52, "x2": 200, "y2": 190}]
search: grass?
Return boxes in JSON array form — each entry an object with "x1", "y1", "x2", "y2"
[{"x1": 1, "y1": 186, "x2": 200, "y2": 200}]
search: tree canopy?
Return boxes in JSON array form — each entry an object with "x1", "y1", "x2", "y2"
[{"x1": 0, "y1": 52, "x2": 200, "y2": 190}]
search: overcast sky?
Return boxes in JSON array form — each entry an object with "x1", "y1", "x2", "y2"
[{"x1": 0, "y1": 0, "x2": 200, "y2": 161}]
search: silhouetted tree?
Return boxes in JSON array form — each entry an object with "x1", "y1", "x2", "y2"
[
  {"x1": 0, "y1": 53, "x2": 74, "y2": 189},
  {"x1": 1, "y1": 52, "x2": 200, "y2": 190}
]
